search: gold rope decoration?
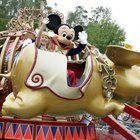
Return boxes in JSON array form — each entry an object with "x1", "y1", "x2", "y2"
[{"x1": 92, "y1": 48, "x2": 117, "y2": 101}]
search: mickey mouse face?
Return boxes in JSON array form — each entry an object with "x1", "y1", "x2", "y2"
[
  {"x1": 46, "y1": 14, "x2": 83, "y2": 41},
  {"x1": 57, "y1": 25, "x2": 75, "y2": 41},
  {"x1": 46, "y1": 14, "x2": 84, "y2": 47}
]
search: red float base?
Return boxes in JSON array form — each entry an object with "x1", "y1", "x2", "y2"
[{"x1": 0, "y1": 117, "x2": 96, "y2": 140}]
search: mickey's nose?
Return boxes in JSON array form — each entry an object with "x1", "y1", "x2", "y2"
[{"x1": 66, "y1": 35, "x2": 72, "y2": 40}]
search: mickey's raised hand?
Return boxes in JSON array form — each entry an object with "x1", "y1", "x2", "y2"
[{"x1": 78, "y1": 31, "x2": 88, "y2": 45}]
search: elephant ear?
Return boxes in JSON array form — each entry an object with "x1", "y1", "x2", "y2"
[
  {"x1": 46, "y1": 14, "x2": 61, "y2": 30},
  {"x1": 74, "y1": 25, "x2": 83, "y2": 40},
  {"x1": 106, "y1": 45, "x2": 140, "y2": 66}
]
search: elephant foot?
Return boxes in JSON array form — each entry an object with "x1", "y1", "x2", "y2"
[
  {"x1": 103, "y1": 99, "x2": 125, "y2": 117},
  {"x1": 1, "y1": 93, "x2": 18, "y2": 116},
  {"x1": 112, "y1": 103, "x2": 125, "y2": 117},
  {"x1": 1, "y1": 101, "x2": 11, "y2": 116},
  {"x1": 1, "y1": 108, "x2": 9, "y2": 116}
]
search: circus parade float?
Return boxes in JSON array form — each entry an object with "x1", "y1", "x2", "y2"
[{"x1": 0, "y1": 1, "x2": 140, "y2": 139}]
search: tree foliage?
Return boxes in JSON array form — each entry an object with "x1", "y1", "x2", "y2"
[
  {"x1": 66, "y1": 6, "x2": 88, "y2": 28},
  {"x1": 87, "y1": 20, "x2": 125, "y2": 53},
  {"x1": 87, "y1": 6, "x2": 125, "y2": 53},
  {"x1": 90, "y1": 6, "x2": 111, "y2": 22},
  {"x1": 0, "y1": 1, "x2": 9, "y2": 18},
  {"x1": 0, "y1": 0, "x2": 46, "y2": 18}
]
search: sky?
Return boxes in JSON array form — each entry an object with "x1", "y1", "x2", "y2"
[{"x1": 47, "y1": 0, "x2": 140, "y2": 51}]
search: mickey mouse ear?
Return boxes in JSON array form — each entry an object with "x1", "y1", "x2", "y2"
[
  {"x1": 74, "y1": 25, "x2": 83, "y2": 40},
  {"x1": 46, "y1": 14, "x2": 61, "y2": 30}
]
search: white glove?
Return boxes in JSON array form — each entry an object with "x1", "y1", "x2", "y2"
[{"x1": 78, "y1": 31, "x2": 88, "y2": 44}]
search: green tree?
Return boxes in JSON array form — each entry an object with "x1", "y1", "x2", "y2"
[
  {"x1": 90, "y1": 6, "x2": 111, "y2": 22},
  {"x1": 7, "y1": 0, "x2": 42, "y2": 17},
  {"x1": 87, "y1": 6, "x2": 126, "y2": 53},
  {"x1": 87, "y1": 20, "x2": 125, "y2": 53},
  {"x1": 0, "y1": 0, "x2": 12, "y2": 30},
  {"x1": 66, "y1": 6, "x2": 88, "y2": 27},
  {"x1": 0, "y1": 0, "x2": 47, "y2": 18},
  {"x1": 0, "y1": 0, "x2": 9, "y2": 18}
]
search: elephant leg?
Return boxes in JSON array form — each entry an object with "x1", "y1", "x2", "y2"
[
  {"x1": 87, "y1": 99, "x2": 125, "y2": 117},
  {"x1": 1, "y1": 92, "x2": 16, "y2": 115},
  {"x1": 104, "y1": 99, "x2": 125, "y2": 117},
  {"x1": 1, "y1": 89, "x2": 47, "y2": 118},
  {"x1": 1, "y1": 92, "x2": 28, "y2": 117}
]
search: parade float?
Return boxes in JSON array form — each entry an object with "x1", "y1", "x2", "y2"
[{"x1": 0, "y1": 2, "x2": 140, "y2": 140}]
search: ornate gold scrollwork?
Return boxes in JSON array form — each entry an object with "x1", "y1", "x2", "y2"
[
  {"x1": 6, "y1": 7, "x2": 65, "y2": 31},
  {"x1": 92, "y1": 48, "x2": 117, "y2": 101}
]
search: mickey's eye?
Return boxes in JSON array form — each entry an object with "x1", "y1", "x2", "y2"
[{"x1": 61, "y1": 32, "x2": 67, "y2": 37}]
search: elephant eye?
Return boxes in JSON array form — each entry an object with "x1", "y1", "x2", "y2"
[{"x1": 61, "y1": 32, "x2": 67, "y2": 37}]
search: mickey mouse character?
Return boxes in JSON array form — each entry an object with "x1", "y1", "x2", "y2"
[{"x1": 36, "y1": 14, "x2": 88, "y2": 87}]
